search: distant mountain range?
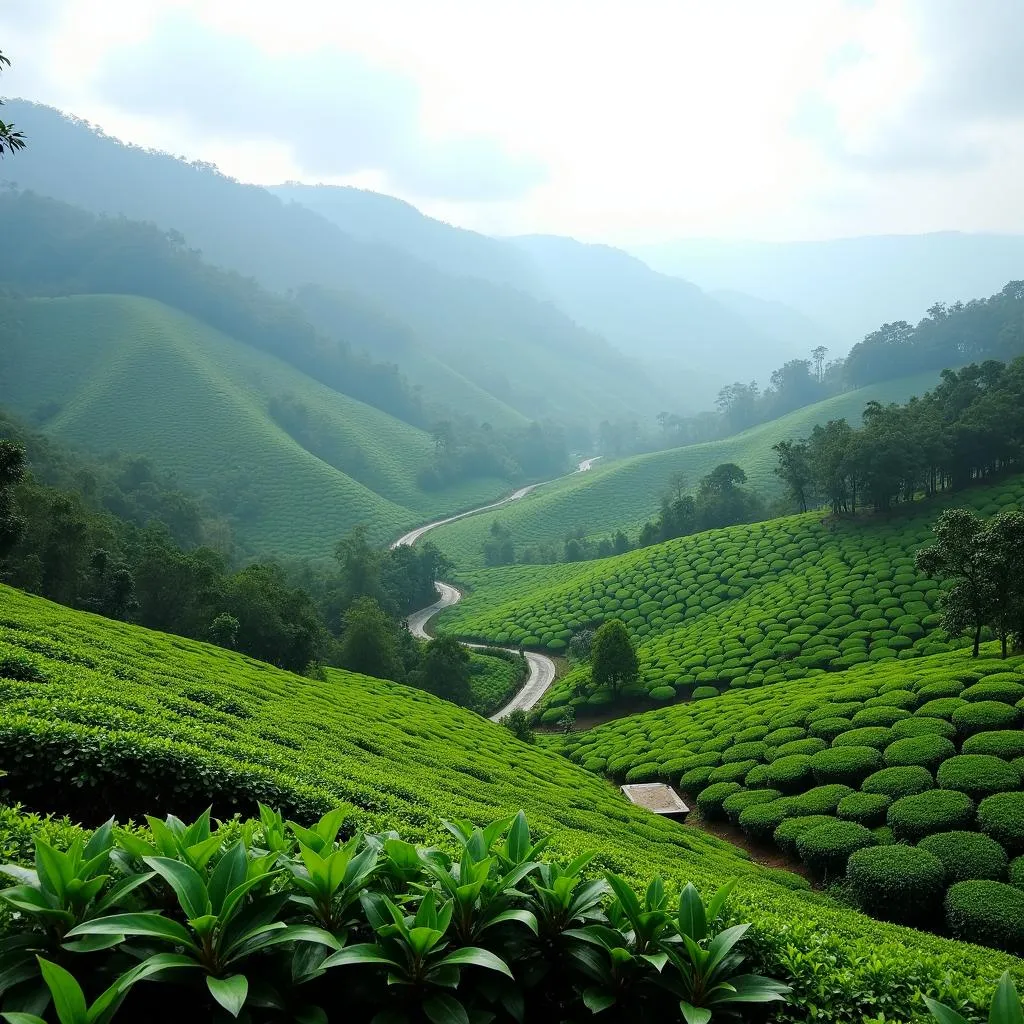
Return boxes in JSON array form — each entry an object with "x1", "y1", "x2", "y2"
[{"x1": 635, "y1": 234, "x2": 1024, "y2": 347}]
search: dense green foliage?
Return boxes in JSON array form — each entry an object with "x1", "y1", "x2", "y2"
[
  {"x1": 0, "y1": 585, "x2": 1022, "y2": 1020},
  {"x1": 442, "y1": 471, "x2": 1024, "y2": 708},
  {"x1": 845, "y1": 284, "x2": 1024, "y2": 386},
  {"x1": 560, "y1": 645, "x2": 1024, "y2": 947},
  {"x1": 0, "y1": 292, "x2": 512, "y2": 555},
  {"x1": 0, "y1": 806, "x2": 789, "y2": 1022},
  {"x1": 425, "y1": 372, "x2": 939, "y2": 568}
]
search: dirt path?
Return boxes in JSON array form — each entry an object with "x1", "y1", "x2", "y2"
[{"x1": 394, "y1": 458, "x2": 599, "y2": 721}]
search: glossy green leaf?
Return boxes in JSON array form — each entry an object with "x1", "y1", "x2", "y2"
[{"x1": 207, "y1": 974, "x2": 248, "y2": 1018}]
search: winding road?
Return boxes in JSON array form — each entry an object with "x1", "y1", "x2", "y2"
[{"x1": 393, "y1": 457, "x2": 600, "y2": 721}]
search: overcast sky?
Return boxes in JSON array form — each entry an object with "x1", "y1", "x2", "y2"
[{"x1": 2, "y1": 0, "x2": 1023, "y2": 243}]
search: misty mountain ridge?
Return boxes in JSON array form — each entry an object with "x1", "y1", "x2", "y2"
[{"x1": 636, "y1": 232, "x2": 1024, "y2": 347}]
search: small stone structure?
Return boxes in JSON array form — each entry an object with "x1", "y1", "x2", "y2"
[{"x1": 620, "y1": 782, "x2": 690, "y2": 823}]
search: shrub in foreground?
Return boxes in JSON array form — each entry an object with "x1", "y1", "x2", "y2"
[
  {"x1": 809, "y1": 746, "x2": 883, "y2": 787},
  {"x1": 962, "y1": 729, "x2": 1024, "y2": 761},
  {"x1": 696, "y1": 781, "x2": 743, "y2": 821},
  {"x1": 977, "y1": 792, "x2": 1024, "y2": 854},
  {"x1": 883, "y1": 734, "x2": 956, "y2": 770},
  {"x1": 0, "y1": 806, "x2": 791, "y2": 1022},
  {"x1": 721, "y1": 787, "x2": 782, "y2": 823},
  {"x1": 861, "y1": 765, "x2": 935, "y2": 799},
  {"x1": 888, "y1": 790, "x2": 975, "y2": 842},
  {"x1": 773, "y1": 814, "x2": 833, "y2": 858},
  {"x1": 936, "y1": 755, "x2": 1021, "y2": 801},
  {"x1": 918, "y1": 831, "x2": 1008, "y2": 883},
  {"x1": 796, "y1": 820, "x2": 875, "y2": 879},
  {"x1": 837, "y1": 792, "x2": 892, "y2": 827},
  {"x1": 846, "y1": 844, "x2": 945, "y2": 925},
  {"x1": 945, "y1": 880, "x2": 1024, "y2": 955},
  {"x1": 951, "y1": 700, "x2": 1020, "y2": 739}
]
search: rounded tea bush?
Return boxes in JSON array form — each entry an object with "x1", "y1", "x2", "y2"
[
  {"x1": 809, "y1": 745, "x2": 883, "y2": 787},
  {"x1": 977, "y1": 792, "x2": 1024, "y2": 854},
  {"x1": 768, "y1": 738, "x2": 827, "y2": 760},
  {"x1": 918, "y1": 831, "x2": 1008, "y2": 883},
  {"x1": 945, "y1": 880, "x2": 1024, "y2": 954},
  {"x1": 691, "y1": 685, "x2": 720, "y2": 701},
  {"x1": 1011, "y1": 856, "x2": 1024, "y2": 890},
  {"x1": 837, "y1": 792, "x2": 892, "y2": 827},
  {"x1": 890, "y1": 716, "x2": 957, "y2": 740},
  {"x1": 832, "y1": 727, "x2": 896, "y2": 750},
  {"x1": 773, "y1": 814, "x2": 834, "y2": 858},
  {"x1": 882, "y1": 734, "x2": 956, "y2": 771},
  {"x1": 796, "y1": 820, "x2": 875, "y2": 878},
  {"x1": 696, "y1": 781, "x2": 743, "y2": 821},
  {"x1": 791, "y1": 784, "x2": 854, "y2": 816},
  {"x1": 961, "y1": 680, "x2": 1024, "y2": 704},
  {"x1": 951, "y1": 700, "x2": 1020, "y2": 739},
  {"x1": 851, "y1": 707, "x2": 911, "y2": 728},
  {"x1": 762, "y1": 754, "x2": 814, "y2": 794},
  {"x1": 846, "y1": 845, "x2": 945, "y2": 925},
  {"x1": 738, "y1": 798, "x2": 798, "y2": 843},
  {"x1": 721, "y1": 787, "x2": 782, "y2": 823},
  {"x1": 808, "y1": 717, "x2": 854, "y2": 742},
  {"x1": 963, "y1": 730, "x2": 1024, "y2": 761},
  {"x1": 862, "y1": 765, "x2": 935, "y2": 799},
  {"x1": 679, "y1": 765, "x2": 716, "y2": 793},
  {"x1": 708, "y1": 760, "x2": 758, "y2": 785},
  {"x1": 888, "y1": 790, "x2": 975, "y2": 842},
  {"x1": 936, "y1": 755, "x2": 1021, "y2": 801}
]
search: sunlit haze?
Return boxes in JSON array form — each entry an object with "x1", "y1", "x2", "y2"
[{"x1": 3, "y1": 0, "x2": 1024, "y2": 242}]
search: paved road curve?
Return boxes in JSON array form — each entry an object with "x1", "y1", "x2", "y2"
[
  {"x1": 394, "y1": 457, "x2": 599, "y2": 720},
  {"x1": 403, "y1": 581, "x2": 556, "y2": 721}
]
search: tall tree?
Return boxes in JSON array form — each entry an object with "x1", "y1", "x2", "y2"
[
  {"x1": 338, "y1": 597, "x2": 407, "y2": 682},
  {"x1": 772, "y1": 440, "x2": 812, "y2": 513},
  {"x1": 0, "y1": 440, "x2": 26, "y2": 556},
  {"x1": 410, "y1": 635, "x2": 472, "y2": 707},
  {"x1": 590, "y1": 619, "x2": 639, "y2": 699},
  {"x1": 916, "y1": 509, "x2": 990, "y2": 657}
]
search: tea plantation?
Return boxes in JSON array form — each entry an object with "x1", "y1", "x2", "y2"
[
  {"x1": 427, "y1": 370, "x2": 939, "y2": 568},
  {"x1": 562, "y1": 646, "x2": 1024, "y2": 951},
  {"x1": 0, "y1": 583, "x2": 1020, "y2": 1019},
  {"x1": 0, "y1": 294, "x2": 508, "y2": 555},
  {"x1": 441, "y1": 472, "x2": 1024, "y2": 710}
]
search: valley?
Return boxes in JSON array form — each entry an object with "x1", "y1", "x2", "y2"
[{"x1": 4, "y1": 33, "x2": 1024, "y2": 1023}]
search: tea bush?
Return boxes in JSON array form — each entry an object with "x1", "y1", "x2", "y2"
[
  {"x1": 846, "y1": 845, "x2": 946, "y2": 925},
  {"x1": 796, "y1": 820, "x2": 875, "y2": 878},
  {"x1": 888, "y1": 790, "x2": 976, "y2": 842},
  {"x1": 837, "y1": 792, "x2": 892, "y2": 827},
  {"x1": 937, "y1": 754, "x2": 1022, "y2": 801},
  {"x1": 443, "y1": 474, "x2": 1024, "y2": 707},
  {"x1": 918, "y1": 831, "x2": 1008, "y2": 883},
  {"x1": 977, "y1": 792, "x2": 1024, "y2": 854},
  {"x1": 945, "y1": 880, "x2": 1024, "y2": 954}
]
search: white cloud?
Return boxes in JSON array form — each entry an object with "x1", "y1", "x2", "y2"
[{"x1": 3, "y1": 0, "x2": 1024, "y2": 241}]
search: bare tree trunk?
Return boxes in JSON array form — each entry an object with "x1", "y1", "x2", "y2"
[{"x1": 974, "y1": 623, "x2": 982, "y2": 658}]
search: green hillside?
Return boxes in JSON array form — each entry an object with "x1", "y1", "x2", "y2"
[
  {"x1": 441, "y1": 472, "x2": 1024, "y2": 711},
  {"x1": 0, "y1": 294, "x2": 508, "y2": 556},
  {"x1": 428, "y1": 371, "x2": 940, "y2": 569},
  {"x1": 562, "y1": 644, "x2": 1024, "y2": 948},
  {"x1": 0, "y1": 583, "x2": 1016, "y2": 1015}
]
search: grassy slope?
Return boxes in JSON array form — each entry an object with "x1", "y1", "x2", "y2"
[
  {"x1": 0, "y1": 582, "x2": 1017, "y2": 999},
  {"x1": 0, "y1": 295, "x2": 507, "y2": 554},
  {"x1": 428, "y1": 372, "x2": 940, "y2": 569},
  {"x1": 441, "y1": 472, "x2": 1024, "y2": 711}
]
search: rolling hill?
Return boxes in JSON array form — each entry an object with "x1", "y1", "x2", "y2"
[
  {"x1": 0, "y1": 294, "x2": 509, "y2": 556},
  {"x1": 4, "y1": 102, "x2": 674, "y2": 426},
  {"x1": 427, "y1": 370, "x2": 941, "y2": 569},
  {"x1": 440, "y1": 470, "x2": 1024, "y2": 709},
  {"x1": 0, "y1": 582, "x2": 1013, "y2": 1016}
]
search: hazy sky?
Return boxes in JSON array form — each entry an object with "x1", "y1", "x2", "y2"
[{"x1": 2, "y1": 0, "x2": 1023, "y2": 243}]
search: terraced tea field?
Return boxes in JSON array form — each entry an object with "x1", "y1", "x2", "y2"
[
  {"x1": 562, "y1": 646, "x2": 1024, "y2": 950},
  {"x1": 442, "y1": 472, "x2": 1024, "y2": 710},
  {"x1": 427, "y1": 370, "x2": 940, "y2": 568},
  {"x1": 0, "y1": 582, "x2": 1017, "y2": 1011},
  {"x1": 0, "y1": 294, "x2": 508, "y2": 555}
]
